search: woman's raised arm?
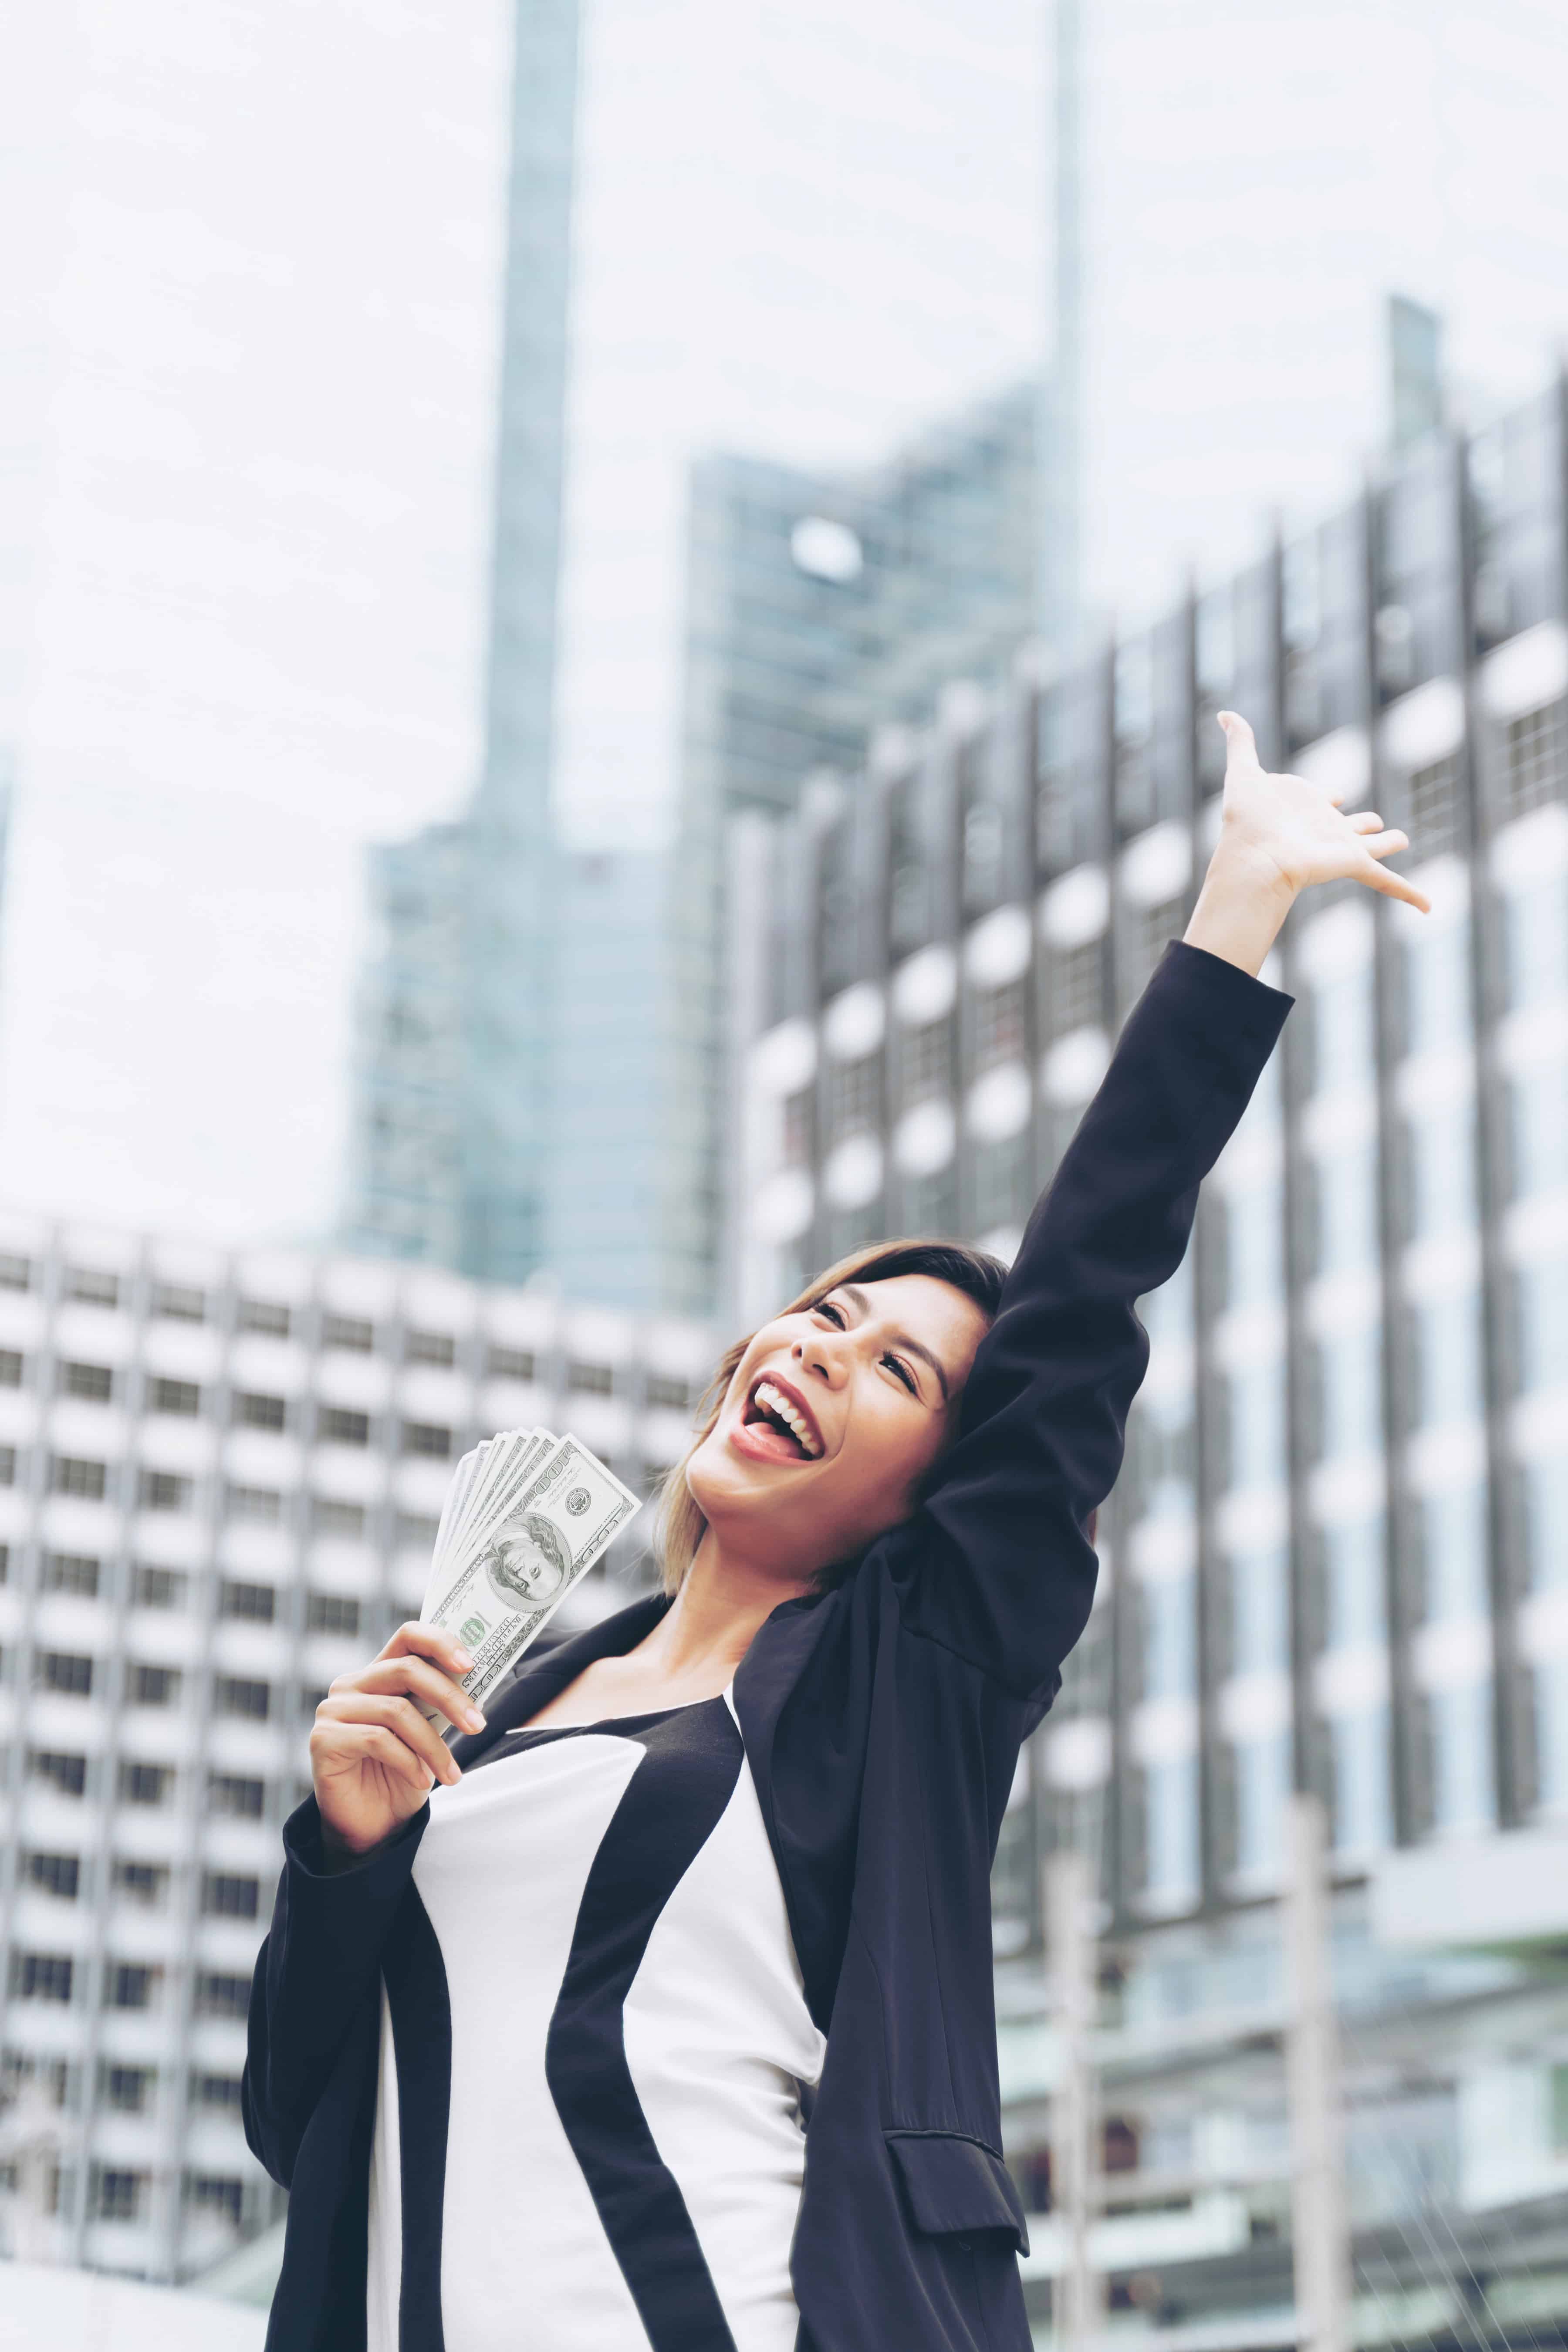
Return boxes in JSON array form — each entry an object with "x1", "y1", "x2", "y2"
[{"x1": 887, "y1": 712, "x2": 1426, "y2": 1704}]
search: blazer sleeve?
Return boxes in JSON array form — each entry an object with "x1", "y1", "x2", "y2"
[
  {"x1": 888, "y1": 938, "x2": 1292, "y2": 1702},
  {"x1": 241, "y1": 1794, "x2": 428, "y2": 2188}
]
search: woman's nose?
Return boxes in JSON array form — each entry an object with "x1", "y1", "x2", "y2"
[{"x1": 794, "y1": 1331, "x2": 841, "y2": 1384}]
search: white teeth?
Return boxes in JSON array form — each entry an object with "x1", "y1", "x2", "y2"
[{"x1": 754, "y1": 1380, "x2": 821, "y2": 1457}]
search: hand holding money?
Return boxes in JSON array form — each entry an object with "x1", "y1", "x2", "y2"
[
  {"x1": 309, "y1": 1427, "x2": 641, "y2": 1859},
  {"x1": 310, "y1": 1621, "x2": 482, "y2": 1861}
]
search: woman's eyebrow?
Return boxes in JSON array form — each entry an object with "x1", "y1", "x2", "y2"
[{"x1": 837, "y1": 1285, "x2": 950, "y2": 1402}]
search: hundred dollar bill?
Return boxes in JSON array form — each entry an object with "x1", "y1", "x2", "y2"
[{"x1": 421, "y1": 1433, "x2": 642, "y2": 1716}]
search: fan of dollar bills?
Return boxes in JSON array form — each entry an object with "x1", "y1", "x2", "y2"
[{"x1": 421, "y1": 1429, "x2": 643, "y2": 1721}]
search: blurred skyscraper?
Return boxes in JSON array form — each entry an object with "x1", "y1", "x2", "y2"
[
  {"x1": 344, "y1": 0, "x2": 610, "y2": 1292},
  {"x1": 661, "y1": 382, "x2": 1041, "y2": 1318}
]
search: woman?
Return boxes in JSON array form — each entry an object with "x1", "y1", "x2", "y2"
[{"x1": 243, "y1": 714, "x2": 1428, "y2": 2352}]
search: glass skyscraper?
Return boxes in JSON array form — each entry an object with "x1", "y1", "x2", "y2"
[
  {"x1": 343, "y1": 0, "x2": 588, "y2": 1291},
  {"x1": 663, "y1": 380, "x2": 1041, "y2": 1319}
]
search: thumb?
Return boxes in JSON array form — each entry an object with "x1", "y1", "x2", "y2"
[{"x1": 1217, "y1": 710, "x2": 1264, "y2": 779}]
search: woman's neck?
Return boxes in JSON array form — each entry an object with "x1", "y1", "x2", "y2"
[{"x1": 646, "y1": 1531, "x2": 816, "y2": 1681}]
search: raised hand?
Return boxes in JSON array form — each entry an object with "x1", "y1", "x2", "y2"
[
  {"x1": 309, "y1": 1621, "x2": 484, "y2": 1861},
  {"x1": 1214, "y1": 711, "x2": 1431, "y2": 912},
  {"x1": 1184, "y1": 711, "x2": 1430, "y2": 976}
]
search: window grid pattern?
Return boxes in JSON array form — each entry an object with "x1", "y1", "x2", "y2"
[{"x1": 0, "y1": 1233, "x2": 713, "y2": 2271}]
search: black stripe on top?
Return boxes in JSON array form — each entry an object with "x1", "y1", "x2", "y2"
[
  {"x1": 536, "y1": 1699, "x2": 746, "y2": 2352},
  {"x1": 384, "y1": 1885, "x2": 453, "y2": 2352}
]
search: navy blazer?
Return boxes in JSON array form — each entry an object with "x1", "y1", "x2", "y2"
[{"x1": 243, "y1": 939, "x2": 1291, "y2": 2352}]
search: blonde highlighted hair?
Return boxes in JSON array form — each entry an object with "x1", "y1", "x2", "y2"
[{"x1": 652, "y1": 1235, "x2": 1007, "y2": 1595}]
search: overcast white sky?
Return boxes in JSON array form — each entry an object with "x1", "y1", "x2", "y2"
[{"x1": 0, "y1": 0, "x2": 1565, "y2": 1254}]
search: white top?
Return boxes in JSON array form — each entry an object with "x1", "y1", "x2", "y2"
[{"x1": 365, "y1": 1689, "x2": 826, "y2": 2352}]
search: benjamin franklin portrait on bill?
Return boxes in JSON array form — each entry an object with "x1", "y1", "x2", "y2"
[{"x1": 482, "y1": 1514, "x2": 571, "y2": 1611}]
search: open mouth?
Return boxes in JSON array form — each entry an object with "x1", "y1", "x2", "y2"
[{"x1": 741, "y1": 1375, "x2": 823, "y2": 1461}]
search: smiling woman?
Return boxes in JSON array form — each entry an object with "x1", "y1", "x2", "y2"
[
  {"x1": 244, "y1": 713, "x2": 1430, "y2": 2352},
  {"x1": 660, "y1": 1238, "x2": 1007, "y2": 1593}
]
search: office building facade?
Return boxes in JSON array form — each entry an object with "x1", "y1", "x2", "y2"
[
  {"x1": 737, "y1": 370, "x2": 1568, "y2": 1923},
  {"x1": 0, "y1": 1210, "x2": 710, "y2": 2281},
  {"x1": 664, "y1": 379, "x2": 1041, "y2": 1320},
  {"x1": 736, "y1": 371, "x2": 1568, "y2": 2337}
]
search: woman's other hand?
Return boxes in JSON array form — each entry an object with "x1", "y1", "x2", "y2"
[
  {"x1": 1184, "y1": 710, "x2": 1430, "y2": 976},
  {"x1": 309, "y1": 1622, "x2": 485, "y2": 1862}
]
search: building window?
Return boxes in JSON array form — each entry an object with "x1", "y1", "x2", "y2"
[
  {"x1": 52, "y1": 1455, "x2": 107, "y2": 1501},
  {"x1": 405, "y1": 1328, "x2": 455, "y2": 1368},
  {"x1": 0, "y1": 1348, "x2": 22, "y2": 1387},
  {"x1": 191, "y1": 2072, "x2": 244, "y2": 2115},
  {"x1": 194, "y1": 1974, "x2": 249, "y2": 2020},
  {"x1": 104, "y1": 2066, "x2": 152, "y2": 2113},
  {"x1": 485, "y1": 1343, "x2": 535, "y2": 1382},
  {"x1": 394, "y1": 1509, "x2": 437, "y2": 1552},
  {"x1": 973, "y1": 1134, "x2": 1031, "y2": 1233},
  {"x1": 827, "y1": 1053, "x2": 879, "y2": 1142},
  {"x1": 118, "y1": 1761, "x2": 172, "y2": 1806},
  {"x1": 186, "y1": 2173, "x2": 244, "y2": 2227},
  {"x1": 106, "y1": 1963, "x2": 158, "y2": 2011},
  {"x1": 401, "y1": 1420, "x2": 452, "y2": 1460},
  {"x1": 38, "y1": 1651, "x2": 93, "y2": 1698},
  {"x1": 24, "y1": 1852, "x2": 80, "y2": 1900},
  {"x1": 566, "y1": 1362, "x2": 612, "y2": 1397},
  {"x1": 1131, "y1": 896, "x2": 1187, "y2": 994},
  {"x1": 132, "y1": 1563, "x2": 186, "y2": 1610},
  {"x1": 11, "y1": 1952, "x2": 73, "y2": 2003},
  {"x1": 214, "y1": 1674, "x2": 271, "y2": 1722},
  {"x1": 202, "y1": 1872, "x2": 260, "y2": 1921},
  {"x1": 902, "y1": 1021, "x2": 950, "y2": 1110},
  {"x1": 313, "y1": 1497, "x2": 366, "y2": 1540},
  {"x1": 152, "y1": 1281, "x2": 204, "y2": 1323},
  {"x1": 1501, "y1": 868, "x2": 1568, "y2": 1015},
  {"x1": 645, "y1": 1373, "x2": 693, "y2": 1412},
  {"x1": 97, "y1": 2166, "x2": 148, "y2": 2225},
  {"x1": 0, "y1": 1445, "x2": 16, "y2": 1487},
  {"x1": 64, "y1": 1266, "x2": 118, "y2": 1308},
  {"x1": 112, "y1": 1860, "x2": 168, "y2": 1907},
  {"x1": 1408, "y1": 1290, "x2": 1484, "y2": 1430},
  {"x1": 235, "y1": 1389, "x2": 287, "y2": 1432},
  {"x1": 1406, "y1": 753, "x2": 1461, "y2": 859},
  {"x1": 972, "y1": 980, "x2": 1027, "y2": 1071},
  {"x1": 149, "y1": 1375, "x2": 199, "y2": 1417},
  {"x1": 29, "y1": 1750, "x2": 87, "y2": 1798},
  {"x1": 42, "y1": 1552, "x2": 100, "y2": 1598},
  {"x1": 1043, "y1": 936, "x2": 1104, "y2": 1038},
  {"x1": 128, "y1": 1663, "x2": 181, "y2": 1709},
  {"x1": 772, "y1": 1086, "x2": 810, "y2": 1169},
  {"x1": 1309, "y1": 1146, "x2": 1379, "y2": 1278},
  {"x1": 322, "y1": 1312, "x2": 374, "y2": 1354},
  {"x1": 237, "y1": 1297, "x2": 291, "y2": 1338},
  {"x1": 0, "y1": 1252, "x2": 31, "y2": 1290},
  {"x1": 220, "y1": 1578, "x2": 276, "y2": 1624},
  {"x1": 138, "y1": 1468, "x2": 190, "y2": 1513},
  {"x1": 207, "y1": 1773, "x2": 265, "y2": 1819},
  {"x1": 1502, "y1": 699, "x2": 1567, "y2": 821},
  {"x1": 305, "y1": 1591, "x2": 360, "y2": 1638},
  {"x1": 317, "y1": 1404, "x2": 370, "y2": 1448},
  {"x1": 226, "y1": 1483, "x2": 282, "y2": 1524}
]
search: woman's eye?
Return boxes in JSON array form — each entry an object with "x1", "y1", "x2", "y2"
[
  {"x1": 814, "y1": 1301, "x2": 845, "y2": 1328},
  {"x1": 883, "y1": 1355, "x2": 916, "y2": 1394}
]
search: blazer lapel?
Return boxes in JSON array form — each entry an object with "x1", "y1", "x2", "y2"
[{"x1": 446, "y1": 1592, "x2": 672, "y2": 1770}]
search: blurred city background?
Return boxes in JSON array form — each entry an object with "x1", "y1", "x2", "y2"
[{"x1": 1, "y1": 0, "x2": 1567, "y2": 2344}]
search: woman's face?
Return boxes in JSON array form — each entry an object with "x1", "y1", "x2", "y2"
[{"x1": 685, "y1": 1274, "x2": 989, "y2": 1582}]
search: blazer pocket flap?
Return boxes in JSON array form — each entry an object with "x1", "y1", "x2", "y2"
[{"x1": 885, "y1": 2130, "x2": 1029, "y2": 2254}]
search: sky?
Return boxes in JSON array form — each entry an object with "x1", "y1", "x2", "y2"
[{"x1": 1, "y1": 0, "x2": 1567, "y2": 1255}]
